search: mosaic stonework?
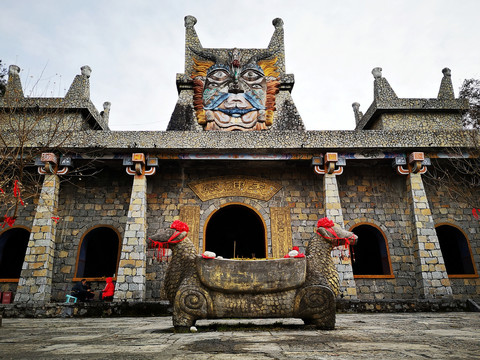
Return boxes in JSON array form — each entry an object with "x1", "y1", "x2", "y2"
[
  {"x1": 191, "y1": 49, "x2": 280, "y2": 130},
  {"x1": 188, "y1": 176, "x2": 282, "y2": 201}
]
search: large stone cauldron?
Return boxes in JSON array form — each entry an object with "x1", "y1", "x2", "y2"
[{"x1": 149, "y1": 218, "x2": 357, "y2": 330}]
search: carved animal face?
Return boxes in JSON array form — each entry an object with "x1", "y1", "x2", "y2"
[
  {"x1": 316, "y1": 224, "x2": 358, "y2": 247},
  {"x1": 191, "y1": 49, "x2": 279, "y2": 131},
  {"x1": 149, "y1": 228, "x2": 187, "y2": 245}
]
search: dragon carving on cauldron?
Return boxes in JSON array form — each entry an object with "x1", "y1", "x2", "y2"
[{"x1": 149, "y1": 218, "x2": 357, "y2": 330}]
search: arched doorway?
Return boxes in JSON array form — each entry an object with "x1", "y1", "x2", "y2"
[
  {"x1": 75, "y1": 226, "x2": 121, "y2": 279},
  {"x1": 0, "y1": 227, "x2": 30, "y2": 279},
  {"x1": 205, "y1": 204, "x2": 266, "y2": 259},
  {"x1": 436, "y1": 224, "x2": 476, "y2": 276},
  {"x1": 350, "y1": 224, "x2": 393, "y2": 277}
]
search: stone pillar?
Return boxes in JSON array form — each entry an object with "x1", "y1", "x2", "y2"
[
  {"x1": 406, "y1": 172, "x2": 452, "y2": 299},
  {"x1": 115, "y1": 174, "x2": 148, "y2": 301},
  {"x1": 115, "y1": 153, "x2": 157, "y2": 302},
  {"x1": 14, "y1": 174, "x2": 60, "y2": 304},
  {"x1": 323, "y1": 173, "x2": 357, "y2": 300}
]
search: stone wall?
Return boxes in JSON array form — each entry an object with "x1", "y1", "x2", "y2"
[
  {"x1": 144, "y1": 161, "x2": 325, "y2": 300},
  {"x1": 424, "y1": 177, "x2": 480, "y2": 301},
  {"x1": 339, "y1": 163, "x2": 417, "y2": 300},
  {"x1": 50, "y1": 166, "x2": 131, "y2": 301}
]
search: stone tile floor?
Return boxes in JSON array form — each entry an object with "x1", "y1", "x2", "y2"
[{"x1": 0, "y1": 313, "x2": 479, "y2": 359}]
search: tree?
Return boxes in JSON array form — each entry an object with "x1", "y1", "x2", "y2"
[
  {"x1": 423, "y1": 79, "x2": 480, "y2": 212},
  {"x1": 0, "y1": 63, "x2": 105, "y2": 226},
  {"x1": 459, "y1": 78, "x2": 480, "y2": 129},
  {"x1": 0, "y1": 60, "x2": 7, "y2": 97}
]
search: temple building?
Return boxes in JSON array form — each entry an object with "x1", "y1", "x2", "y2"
[{"x1": 0, "y1": 16, "x2": 478, "y2": 310}]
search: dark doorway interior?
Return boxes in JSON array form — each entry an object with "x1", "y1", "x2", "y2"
[
  {"x1": 205, "y1": 204, "x2": 266, "y2": 259},
  {"x1": 436, "y1": 225, "x2": 475, "y2": 275},
  {"x1": 351, "y1": 225, "x2": 391, "y2": 276},
  {"x1": 76, "y1": 227, "x2": 120, "y2": 278},
  {"x1": 0, "y1": 228, "x2": 29, "y2": 278}
]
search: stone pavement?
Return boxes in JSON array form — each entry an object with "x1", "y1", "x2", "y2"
[{"x1": 0, "y1": 313, "x2": 479, "y2": 359}]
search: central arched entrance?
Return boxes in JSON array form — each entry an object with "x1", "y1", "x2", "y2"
[{"x1": 205, "y1": 204, "x2": 266, "y2": 259}]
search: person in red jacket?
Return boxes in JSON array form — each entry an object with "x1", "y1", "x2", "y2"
[{"x1": 101, "y1": 277, "x2": 115, "y2": 301}]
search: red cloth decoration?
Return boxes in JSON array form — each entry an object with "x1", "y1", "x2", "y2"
[
  {"x1": 170, "y1": 220, "x2": 189, "y2": 233},
  {"x1": 316, "y1": 217, "x2": 356, "y2": 260},
  {"x1": 202, "y1": 254, "x2": 215, "y2": 259},
  {"x1": 473, "y1": 208, "x2": 479, "y2": 220},
  {"x1": 51, "y1": 217, "x2": 60, "y2": 224},
  {"x1": 317, "y1": 217, "x2": 334, "y2": 229},
  {"x1": 13, "y1": 180, "x2": 24, "y2": 206},
  {"x1": 2, "y1": 216, "x2": 16, "y2": 228},
  {"x1": 150, "y1": 221, "x2": 190, "y2": 261}
]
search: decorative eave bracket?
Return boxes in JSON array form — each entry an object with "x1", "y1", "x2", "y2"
[
  {"x1": 124, "y1": 153, "x2": 158, "y2": 177},
  {"x1": 312, "y1": 153, "x2": 345, "y2": 175},
  {"x1": 36, "y1": 153, "x2": 72, "y2": 175},
  {"x1": 393, "y1": 152, "x2": 430, "y2": 175}
]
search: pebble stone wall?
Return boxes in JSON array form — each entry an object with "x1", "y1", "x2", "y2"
[
  {"x1": 114, "y1": 175, "x2": 148, "y2": 302},
  {"x1": 14, "y1": 175, "x2": 59, "y2": 304},
  {"x1": 50, "y1": 166, "x2": 130, "y2": 301},
  {"x1": 406, "y1": 173, "x2": 452, "y2": 298},
  {"x1": 424, "y1": 179, "x2": 480, "y2": 300},
  {"x1": 339, "y1": 164, "x2": 415, "y2": 300}
]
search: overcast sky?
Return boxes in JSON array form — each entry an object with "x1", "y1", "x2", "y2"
[{"x1": 2, "y1": 0, "x2": 480, "y2": 131}]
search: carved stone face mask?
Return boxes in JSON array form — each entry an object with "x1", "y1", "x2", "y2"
[
  {"x1": 191, "y1": 49, "x2": 279, "y2": 131},
  {"x1": 203, "y1": 63, "x2": 267, "y2": 130}
]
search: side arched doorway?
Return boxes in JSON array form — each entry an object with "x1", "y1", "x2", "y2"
[
  {"x1": 0, "y1": 227, "x2": 30, "y2": 279},
  {"x1": 205, "y1": 204, "x2": 266, "y2": 259},
  {"x1": 75, "y1": 226, "x2": 121, "y2": 279}
]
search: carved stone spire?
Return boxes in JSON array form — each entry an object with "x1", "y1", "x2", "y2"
[
  {"x1": 372, "y1": 67, "x2": 398, "y2": 101},
  {"x1": 4, "y1": 65, "x2": 24, "y2": 99},
  {"x1": 268, "y1": 18, "x2": 286, "y2": 74},
  {"x1": 437, "y1": 67, "x2": 455, "y2": 100},
  {"x1": 352, "y1": 102, "x2": 363, "y2": 125},
  {"x1": 65, "y1": 65, "x2": 91, "y2": 100}
]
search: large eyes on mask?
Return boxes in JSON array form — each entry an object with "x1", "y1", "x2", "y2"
[
  {"x1": 208, "y1": 70, "x2": 229, "y2": 82},
  {"x1": 241, "y1": 69, "x2": 263, "y2": 82}
]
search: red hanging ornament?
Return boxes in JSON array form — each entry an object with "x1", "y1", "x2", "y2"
[{"x1": 2, "y1": 216, "x2": 16, "y2": 228}]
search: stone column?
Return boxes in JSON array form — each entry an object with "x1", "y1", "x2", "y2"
[
  {"x1": 406, "y1": 172, "x2": 452, "y2": 299},
  {"x1": 323, "y1": 173, "x2": 357, "y2": 300},
  {"x1": 14, "y1": 174, "x2": 60, "y2": 304},
  {"x1": 115, "y1": 168, "x2": 148, "y2": 302}
]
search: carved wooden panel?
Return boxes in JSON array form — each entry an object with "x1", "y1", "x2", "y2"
[
  {"x1": 270, "y1": 207, "x2": 292, "y2": 259},
  {"x1": 179, "y1": 205, "x2": 200, "y2": 253},
  {"x1": 189, "y1": 176, "x2": 282, "y2": 202}
]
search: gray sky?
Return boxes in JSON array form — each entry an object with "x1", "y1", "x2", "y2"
[{"x1": 2, "y1": 0, "x2": 480, "y2": 131}]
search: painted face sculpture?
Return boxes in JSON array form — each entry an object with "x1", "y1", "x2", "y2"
[{"x1": 191, "y1": 49, "x2": 280, "y2": 131}]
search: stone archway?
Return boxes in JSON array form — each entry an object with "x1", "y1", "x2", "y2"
[{"x1": 205, "y1": 204, "x2": 266, "y2": 259}]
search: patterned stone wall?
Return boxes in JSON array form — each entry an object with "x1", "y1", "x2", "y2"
[
  {"x1": 14, "y1": 174, "x2": 60, "y2": 303},
  {"x1": 338, "y1": 164, "x2": 416, "y2": 300},
  {"x1": 4, "y1": 158, "x2": 477, "y2": 303},
  {"x1": 373, "y1": 113, "x2": 463, "y2": 131},
  {"x1": 424, "y1": 179, "x2": 480, "y2": 300},
  {"x1": 144, "y1": 161, "x2": 324, "y2": 300},
  {"x1": 51, "y1": 166, "x2": 130, "y2": 301},
  {"x1": 115, "y1": 174, "x2": 148, "y2": 301},
  {"x1": 406, "y1": 173, "x2": 452, "y2": 298}
]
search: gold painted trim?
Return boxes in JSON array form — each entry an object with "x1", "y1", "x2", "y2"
[{"x1": 189, "y1": 176, "x2": 282, "y2": 202}]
